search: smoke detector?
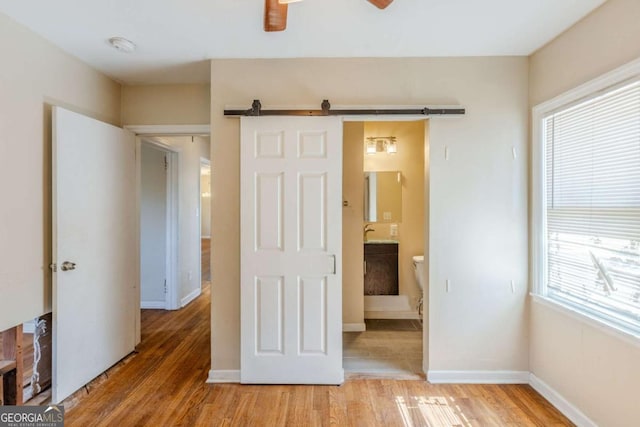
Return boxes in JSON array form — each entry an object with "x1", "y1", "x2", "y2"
[{"x1": 108, "y1": 37, "x2": 136, "y2": 53}]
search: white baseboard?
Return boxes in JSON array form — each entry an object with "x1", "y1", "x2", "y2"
[
  {"x1": 364, "y1": 311, "x2": 420, "y2": 319},
  {"x1": 529, "y1": 374, "x2": 597, "y2": 427},
  {"x1": 343, "y1": 323, "x2": 366, "y2": 332},
  {"x1": 181, "y1": 288, "x2": 202, "y2": 307},
  {"x1": 364, "y1": 295, "x2": 413, "y2": 311},
  {"x1": 204, "y1": 368, "x2": 594, "y2": 426},
  {"x1": 427, "y1": 370, "x2": 529, "y2": 384},
  {"x1": 141, "y1": 301, "x2": 166, "y2": 309},
  {"x1": 207, "y1": 370, "x2": 240, "y2": 384}
]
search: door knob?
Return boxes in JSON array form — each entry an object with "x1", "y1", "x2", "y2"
[{"x1": 61, "y1": 261, "x2": 76, "y2": 271}]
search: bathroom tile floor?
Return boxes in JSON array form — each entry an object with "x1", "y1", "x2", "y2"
[{"x1": 343, "y1": 319, "x2": 424, "y2": 379}]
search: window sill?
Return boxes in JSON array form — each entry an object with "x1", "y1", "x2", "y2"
[{"x1": 530, "y1": 294, "x2": 640, "y2": 348}]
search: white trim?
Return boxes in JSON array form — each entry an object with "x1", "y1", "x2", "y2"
[
  {"x1": 137, "y1": 139, "x2": 181, "y2": 311},
  {"x1": 166, "y1": 151, "x2": 180, "y2": 310},
  {"x1": 342, "y1": 323, "x2": 366, "y2": 332},
  {"x1": 531, "y1": 57, "x2": 640, "y2": 332},
  {"x1": 126, "y1": 124, "x2": 210, "y2": 135},
  {"x1": 531, "y1": 294, "x2": 640, "y2": 348},
  {"x1": 532, "y1": 57, "x2": 640, "y2": 115},
  {"x1": 141, "y1": 301, "x2": 166, "y2": 309},
  {"x1": 529, "y1": 374, "x2": 597, "y2": 427},
  {"x1": 364, "y1": 311, "x2": 420, "y2": 320},
  {"x1": 140, "y1": 137, "x2": 183, "y2": 153},
  {"x1": 531, "y1": 106, "x2": 547, "y2": 296},
  {"x1": 207, "y1": 370, "x2": 240, "y2": 383},
  {"x1": 181, "y1": 288, "x2": 202, "y2": 308},
  {"x1": 423, "y1": 370, "x2": 599, "y2": 425},
  {"x1": 427, "y1": 370, "x2": 529, "y2": 384}
]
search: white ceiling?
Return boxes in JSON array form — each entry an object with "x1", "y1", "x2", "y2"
[{"x1": 0, "y1": 0, "x2": 605, "y2": 84}]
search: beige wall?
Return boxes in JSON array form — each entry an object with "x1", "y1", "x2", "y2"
[
  {"x1": 342, "y1": 122, "x2": 365, "y2": 326},
  {"x1": 363, "y1": 121, "x2": 425, "y2": 308},
  {"x1": 528, "y1": 1, "x2": 640, "y2": 425},
  {"x1": 529, "y1": 0, "x2": 640, "y2": 106},
  {"x1": 121, "y1": 84, "x2": 210, "y2": 125},
  {"x1": 0, "y1": 12, "x2": 121, "y2": 332},
  {"x1": 210, "y1": 57, "x2": 529, "y2": 372}
]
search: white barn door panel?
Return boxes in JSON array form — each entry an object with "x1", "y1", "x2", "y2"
[{"x1": 241, "y1": 116, "x2": 343, "y2": 384}]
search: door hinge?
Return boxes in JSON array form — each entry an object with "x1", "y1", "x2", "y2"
[
  {"x1": 164, "y1": 155, "x2": 168, "y2": 172},
  {"x1": 49, "y1": 263, "x2": 57, "y2": 272},
  {"x1": 164, "y1": 279, "x2": 167, "y2": 294}
]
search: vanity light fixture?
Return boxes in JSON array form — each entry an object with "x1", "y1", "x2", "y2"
[
  {"x1": 385, "y1": 139, "x2": 397, "y2": 154},
  {"x1": 365, "y1": 136, "x2": 398, "y2": 155},
  {"x1": 366, "y1": 139, "x2": 378, "y2": 155}
]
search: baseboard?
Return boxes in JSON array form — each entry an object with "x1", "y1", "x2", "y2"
[
  {"x1": 181, "y1": 288, "x2": 201, "y2": 307},
  {"x1": 364, "y1": 311, "x2": 420, "y2": 320},
  {"x1": 141, "y1": 301, "x2": 166, "y2": 309},
  {"x1": 427, "y1": 370, "x2": 529, "y2": 384},
  {"x1": 364, "y1": 295, "x2": 413, "y2": 312},
  {"x1": 343, "y1": 323, "x2": 366, "y2": 332},
  {"x1": 529, "y1": 374, "x2": 597, "y2": 427},
  {"x1": 207, "y1": 370, "x2": 240, "y2": 384}
]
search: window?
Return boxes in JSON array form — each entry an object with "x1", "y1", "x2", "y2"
[{"x1": 537, "y1": 77, "x2": 640, "y2": 336}]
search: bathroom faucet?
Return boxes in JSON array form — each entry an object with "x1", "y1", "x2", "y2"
[{"x1": 364, "y1": 223, "x2": 375, "y2": 241}]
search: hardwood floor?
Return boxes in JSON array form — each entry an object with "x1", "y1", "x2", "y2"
[
  {"x1": 201, "y1": 238, "x2": 211, "y2": 282},
  {"x1": 65, "y1": 286, "x2": 573, "y2": 426}
]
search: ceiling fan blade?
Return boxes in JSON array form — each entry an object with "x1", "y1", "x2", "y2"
[
  {"x1": 367, "y1": 0, "x2": 394, "y2": 9},
  {"x1": 264, "y1": 0, "x2": 288, "y2": 32}
]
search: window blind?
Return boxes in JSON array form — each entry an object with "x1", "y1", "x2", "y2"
[{"x1": 544, "y1": 79, "x2": 640, "y2": 334}]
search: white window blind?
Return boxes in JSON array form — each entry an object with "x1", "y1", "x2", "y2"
[{"x1": 544, "y1": 79, "x2": 640, "y2": 334}]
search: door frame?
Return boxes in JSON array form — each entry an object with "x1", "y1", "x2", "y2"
[
  {"x1": 139, "y1": 139, "x2": 179, "y2": 312},
  {"x1": 199, "y1": 158, "x2": 211, "y2": 287},
  {"x1": 126, "y1": 124, "x2": 210, "y2": 345},
  {"x1": 343, "y1": 115, "x2": 430, "y2": 375}
]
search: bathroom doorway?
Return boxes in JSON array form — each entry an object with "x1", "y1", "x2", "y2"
[{"x1": 342, "y1": 119, "x2": 428, "y2": 378}]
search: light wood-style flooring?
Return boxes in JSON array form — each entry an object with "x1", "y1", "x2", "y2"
[
  {"x1": 65, "y1": 285, "x2": 573, "y2": 426},
  {"x1": 344, "y1": 319, "x2": 423, "y2": 379}
]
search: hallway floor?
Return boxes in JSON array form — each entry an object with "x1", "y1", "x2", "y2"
[{"x1": 344, "y1": 319, "x2": 423, "y2": 379}]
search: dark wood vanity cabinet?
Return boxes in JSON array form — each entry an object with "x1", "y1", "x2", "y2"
[{"x1": 364, "y1": 242, "x2": 399, "y2": 295}]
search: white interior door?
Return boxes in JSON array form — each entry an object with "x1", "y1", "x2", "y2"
[
  {"x1": 240, "y1": 116, "x2": 343, "y2": 384},
  {"x1": 52, "y1": 107, "x2": 136, "y2": 403},
  {"x1": 140, "y1": 143, "x2": 168, "y2": 308}
]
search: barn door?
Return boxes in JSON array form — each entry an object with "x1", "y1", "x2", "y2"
[{"x1": 240, "y1": 116, "x2": 343, "y2": 384}]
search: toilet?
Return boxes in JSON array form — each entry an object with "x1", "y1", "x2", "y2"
[
  {"x1": 412, "y1": 255, "x2": 425, "y2": 291},
  {"x1": 412, "y1": 255, "x2": 425, "y2": 316}
]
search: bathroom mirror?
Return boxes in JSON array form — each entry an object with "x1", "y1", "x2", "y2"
[{"x1": 364, "y1": 171, "x2": 402, "y2": 223}]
